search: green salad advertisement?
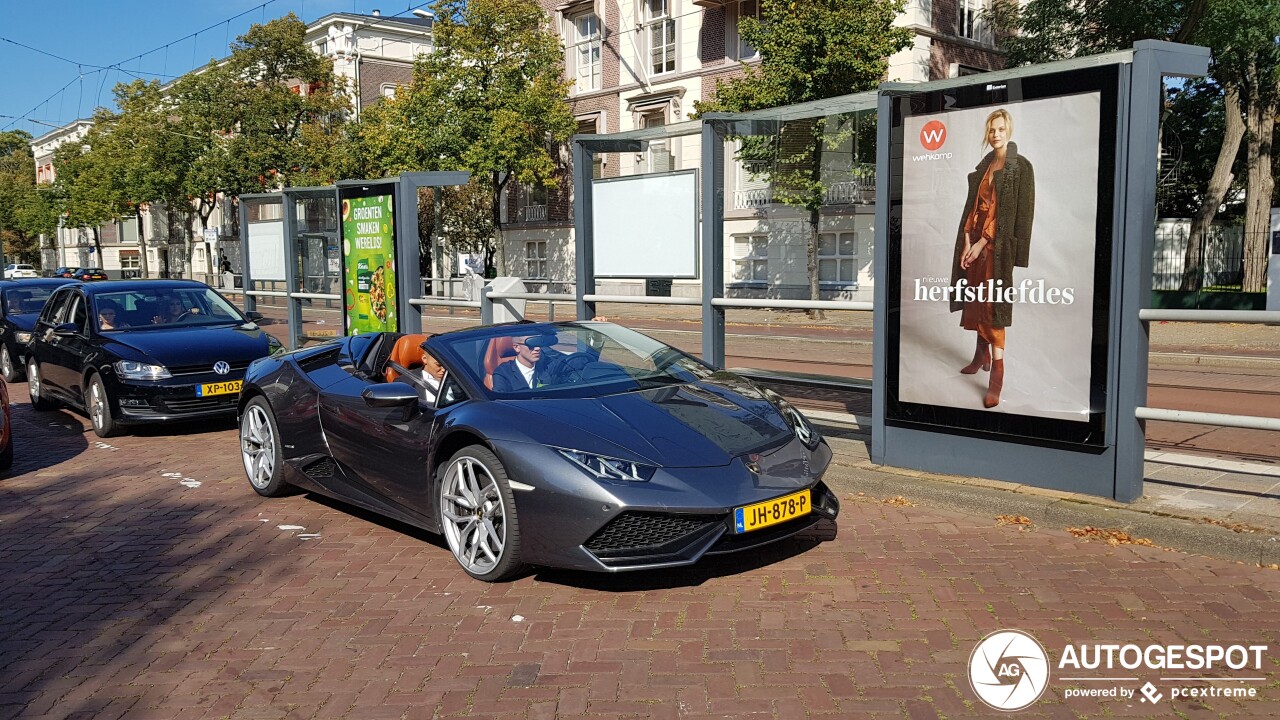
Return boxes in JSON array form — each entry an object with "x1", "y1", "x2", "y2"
[{"x1": 341, "y1": 193, "x2": 398, "y2": 334}]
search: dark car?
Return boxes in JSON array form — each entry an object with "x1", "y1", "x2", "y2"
[
  {"x1": 52, "y1": 267, "x2": 79, "y2": 279},
  {"x1": 26, "y1": 280, "x2": 283, "y2": 438},
  {"x1": 0, "y1": 278, "x2": 76, "y2": 381},
  {"x1": 0, "y1": 379, "x2": 11, "y2": 472},
  {"x1": 238, "y1": 322, "x2": 839, "y2": 581},
  {"x1": 73, "y1": 268, "x2": 108, "y2": 281}
]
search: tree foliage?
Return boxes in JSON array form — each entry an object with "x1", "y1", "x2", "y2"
[
  {"x1": 991, "y1": 0, "x2": 1280, "y2": 291},
  {"x1": 989, "y1": 0, "x2": 1207, "y2": 66},
  {"x1": 350, "y1": 0, "x2": 575, "y2": 271},
  {"x1": 188, "y1": 13, "x2": 350, "y2": 196},
  {"x1": 694, "y1": 0, "x2": 912, "y2": 308},
  {"x1": 0, "y1": 130, "x2": 55, "y2": 262}
]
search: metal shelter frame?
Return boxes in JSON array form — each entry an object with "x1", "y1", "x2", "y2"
[{"x1": 238, "y1": 171, "x2": 469, "y2": 349}]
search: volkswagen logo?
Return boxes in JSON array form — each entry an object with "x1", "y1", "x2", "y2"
[{"x1": 213, "y1": 361, "x2": 231, "y2": 376}]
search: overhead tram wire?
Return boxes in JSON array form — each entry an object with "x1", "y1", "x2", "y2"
[{"x1": 6, "y1": 0, "x2": 439, "y2": 132}]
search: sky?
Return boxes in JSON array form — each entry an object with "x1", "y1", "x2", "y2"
[{"x1": 0, "y1": 0, "x2": 425, "y2": 137}]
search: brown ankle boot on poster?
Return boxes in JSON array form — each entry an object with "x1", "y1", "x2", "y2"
[
  {"x1": 960, "y1": 339, "x2": 991, "y2": 374},
  {"x1": 984, "y1": 359, "x2": 1004, "y2": 408}
]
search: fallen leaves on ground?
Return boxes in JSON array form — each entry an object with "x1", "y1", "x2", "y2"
[
  {"x1": 1067, "y1": 526, "x2": 1156, "y2": 547},
  {"x1": 996, "y1": 514, "x2": 1034, "y2": 529},
  {"x1": 883, "y1": 496, "x2": 915, "y2": 507},
  {"x1": 1200, "y1": 517, "x2": 1263, "y2": 534}
]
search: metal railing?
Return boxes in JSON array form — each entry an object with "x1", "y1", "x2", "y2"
[
  {"x1": 1137, "y1": 309, "x2": 1280, "y2": 431},
  {"x1": 731, "y1": 165, "x2": 876, "y2": 210},
  {"x1": 518, "y1": 205, "x2": 548, "y2": 223}
]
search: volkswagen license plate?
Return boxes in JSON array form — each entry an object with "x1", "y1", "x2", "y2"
[
  {"x1": 197, "y1": 380, "x2": 242, "y2": 397},
  {"x1": 733, "y1": 489, "x2": 811, "y2": 533}
]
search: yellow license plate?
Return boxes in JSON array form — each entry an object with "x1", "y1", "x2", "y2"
[
  {"x1": 733, "y1": 489, "x2": 811, "y2": 533},
  {"x1": 197, "y1": 380, "x2": 242, "y2": 397}
]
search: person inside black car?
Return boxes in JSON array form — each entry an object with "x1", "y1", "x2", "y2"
[
  {"x1": 152, "y1": 296, "x2": 200, "y2": 325},
  {"x1": 97, "y1": 301, "x2": 129, "y2": 330}
]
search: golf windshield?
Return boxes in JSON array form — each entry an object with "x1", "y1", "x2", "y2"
[{"x1": 93, "y1": 288, "x2": 245, "y2": 331}]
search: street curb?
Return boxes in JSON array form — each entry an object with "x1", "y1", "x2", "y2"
[{"x1": 817, "y1": 432, "x2": 1280, "y2": 568}]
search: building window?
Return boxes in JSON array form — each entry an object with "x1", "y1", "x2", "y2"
[
  {"x1": 818, "y1": 232, "x2": 857, "y2": 285},
  {"x1": 119, "y1": 252, "x2": 140, "y2": 272},
  {"x1": 525, "y1": 240, "x2": 548, "y2": 279},
  {"x1": 733, "y1": 235, "x2": 768, "y2": 283},
  {"x1": 381, "y1": 83, "x2": 398, "y2": 99},
  {"x1": 958, "y1": 0, "x2": 992, "y2": 44},
  {"x1": 729, "y1": 0, "x2": 761, "y2": 60},
  {"x1": 578, "y1": 117, "x2": 604, "y2": 179},
  {"x1": 644, "y1": 0, "x2": 676, "y2": 76},
  {"x1": 517, "y1": 185, "x2": 548, "y2": 223},
  {"x1": 639, "y1": 109, "x2": 674, "y2": 173},
  {"x1": 247, "y1": 202, "x2": 284, "y2": 223},
  {"x1": 570, "y1": 12, "x2": 602, "y2": 92}
]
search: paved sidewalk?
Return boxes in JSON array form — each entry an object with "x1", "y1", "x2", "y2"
[{"x1": 2, "y1": 389, "x2": 1279, "y2": 719}]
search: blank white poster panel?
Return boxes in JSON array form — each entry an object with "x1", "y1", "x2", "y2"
[
  {"x1": 591, "y1": 170, "x2": 697, "y2": 277},
  {"x1": 247, "y1": 219, "x2": 286, "y2": 281}
]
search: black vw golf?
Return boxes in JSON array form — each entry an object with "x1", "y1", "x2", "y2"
[{"x1": 26, "y1": 280, "x2": 282, "y2": 437}]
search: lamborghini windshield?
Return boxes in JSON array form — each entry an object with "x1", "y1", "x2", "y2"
[{"x1": 432, "y1": 322, "x2": 716, "y2": 399}]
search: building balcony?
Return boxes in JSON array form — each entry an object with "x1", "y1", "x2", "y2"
[
  {"x1": 732, "y1": 167, "x2": 876, "y2": 210},
  {"x1": 517, "y1": 204, "x2": 548, "y2": 223}
]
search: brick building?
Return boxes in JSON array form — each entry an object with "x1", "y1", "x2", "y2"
[{"x1": 498, "y1": 0, "x2": 1004, "y2": 300}]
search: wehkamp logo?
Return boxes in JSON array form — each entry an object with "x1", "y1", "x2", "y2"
[
  {"x1": 969, "y1": 630, "x2": 1051, "y2": 711},
  {"x1": 920, "y1": 120, "x2": 947, "y2": 151}
]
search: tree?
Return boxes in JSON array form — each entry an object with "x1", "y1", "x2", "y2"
[
  {"x1": 196, "y1": 13, "x2": 351, "y2": 197},
  {"x1": 990, "y1": 0, "x2": 1280, "y2": 292},
  {"x1": 0, "y1": 130, "x2": 55, "y2": 264},
  {"x1": 989, "y1": 0, "x2": 1207, "y2": 66},
  {"x1": 418, "y1": 179, "x2": 498, "y2": 276},
  {"x1": 352, "y1": 0, "x2": 575, "y2": 274},
  {"x1": 693, "y1": 0, "x2": 912, "y2": 314}
]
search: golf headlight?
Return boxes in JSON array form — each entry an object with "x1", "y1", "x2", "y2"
[
  {"x1": 557, "y1": 448, "x2": 656, "y2": 482},
  {"x1": 114, "y1": 360, "x2": 171, "y2": 380},
  {"x1": 14, "y1": 331, "x2": 32, "y2": 344}
]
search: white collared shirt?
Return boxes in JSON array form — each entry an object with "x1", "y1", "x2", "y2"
[{"x1": 517, "y1": 361, "x2": 536, "y2": 387}]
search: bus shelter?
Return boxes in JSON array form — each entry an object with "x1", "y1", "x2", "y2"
[
  {"x1": 238, "y1": 171, "x2": 468, "y2": 349},
  {"x1": 570, "y1": 41, "x2": 1210, "y2": 501}
]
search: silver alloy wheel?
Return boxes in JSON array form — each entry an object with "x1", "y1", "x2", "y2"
[
  {"x1": 1, "y1": 346, "x2": 12, "y2": 379},
  {"x1": 89, "y1": 379, "x2": 106, "y2": 430},
  {"x1": 27, "y1": 361, "x2": 40, "y2": 398},
  {"x1": 240, "y1": 404, "x2": 276, "y2": 489},
  {"x1": 440, "y1": 456, "x2": 507, "y2": 575}
]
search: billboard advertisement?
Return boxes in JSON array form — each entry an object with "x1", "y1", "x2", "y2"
[
  {"x1": 340, "y1": 190, "x2": 398, "y2": 335},
  {"x1": 886, "y1": 67, "x2": 1119, "y2": 446}
]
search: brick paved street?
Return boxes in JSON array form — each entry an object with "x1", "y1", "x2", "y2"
[{"x1": 2, "y1": 389, "x2": 1279, "y2": 719}]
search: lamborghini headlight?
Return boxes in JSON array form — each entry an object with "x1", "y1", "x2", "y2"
[
  {"x1": 556, "y1": 448, "x2": 657, "y2": 482},
  {"x1": 114, "y1": 360, "x2": 171, "y2": 380},
  {"x1": 267, "y1": 335, "x2": 284, "y2": 355},
  {"x1": 780, "y1": 402, "x2": 821, "y2": 449}
]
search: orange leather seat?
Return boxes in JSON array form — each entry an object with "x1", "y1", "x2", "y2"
[
  {"x1": 385, "y1": 333, "x2": 429, "y2": 383},
  {"x1": 483, "y1": 336, "x2": 517, "y2": 390}
]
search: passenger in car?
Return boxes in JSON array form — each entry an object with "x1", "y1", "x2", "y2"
[
  {"x1": 408, "y1": 342, "x2": 446, "y2": 404},
  {"x1": 97, "y1": 304, "x2": 128, "y2": 330}
]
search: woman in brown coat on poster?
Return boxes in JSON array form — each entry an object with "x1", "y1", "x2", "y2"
[{"x1": 950, "y1": 108, "x2": 1035, "y2": 408}]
